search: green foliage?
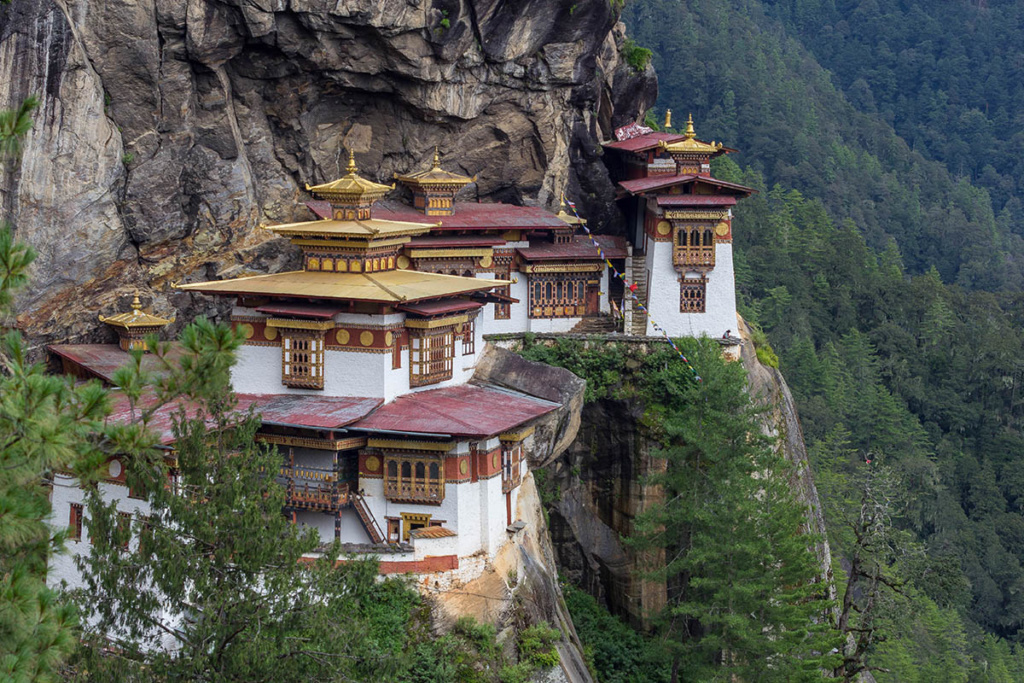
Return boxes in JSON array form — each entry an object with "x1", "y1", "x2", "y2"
[
  {"x1": 121, "y1": 152, "x2": 134, "y2": 166},
  {"x1": 525, "y1": 339, "x2": 841, "y2": 679},
  {"x1": 517, "y1": 622, "x2": 560, "y2": 669},
  {"x1": 0, "y1": 224, "x2": 110, "y2": 680},
  {"x1": 621, "y1": 38, "x2": 653, "y2": 73},
  {"x1": 749, "y1": 322, "x2": 779, "y2": 368},
  {"x1": 562, "y1": 582, "x2": 669, "y2": 682},
  {"x1": 0, "y1": 95, "x2": 39, "y2": 159}
]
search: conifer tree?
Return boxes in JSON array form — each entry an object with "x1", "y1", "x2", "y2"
[
  {"x1": 70, "y1": 326, "x2": 411, "y2": 682},
  {"x1": 631, "y1": 344, "x2": 842, "y2": 681}
]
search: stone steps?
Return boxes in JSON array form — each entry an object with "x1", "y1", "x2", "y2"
[{"x1": 629, "y1": 254, "x2": 649, "y2": 336}]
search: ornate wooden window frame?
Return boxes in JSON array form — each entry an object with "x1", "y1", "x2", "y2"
[
  {"x1": 501, "y1": 442, "x2": 523, "y2": 494},
  {"x1": 281, "y1": 329, "x2": 326, "y2": 389},
  {"x1": 672, "y1": 225, "x2": 716, "y2": 268},
  {"x1": 680, "y1": 276, "x2": 707, "y2": 313},
  {"x1": 409, "y1": 328, "x2": 455, "y2": 387},
  {"x1": 528, "y1": 275, "x2": 587, "y2": 318},
  {"x1": 383, "y1": 454, "x2": 445, "y2": 504}
]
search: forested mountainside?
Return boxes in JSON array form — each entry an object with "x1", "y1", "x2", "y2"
[{"x1": 623, "y1": 0, "x2": 1024, "y2": 678}]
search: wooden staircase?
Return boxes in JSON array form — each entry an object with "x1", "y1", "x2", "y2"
[
  {"x1": 629, "y1": 254, "x2": 649, "y2": 336},
  {"x1": 351, "y1": 492, "x2": 386, "y2": 544}
]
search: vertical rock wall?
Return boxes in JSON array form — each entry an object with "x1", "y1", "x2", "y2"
[{"x1": 0, "y1": 0, "x2": 656, "y2": 347}]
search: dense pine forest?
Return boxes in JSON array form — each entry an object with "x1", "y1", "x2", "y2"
[{"x1": 620, "y1": 0, "x2": 1024, "y2": 679}]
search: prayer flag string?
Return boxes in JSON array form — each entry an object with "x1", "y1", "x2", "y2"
[{"x1": 560, "y1": 194, "x2": 702, "y2": 383}]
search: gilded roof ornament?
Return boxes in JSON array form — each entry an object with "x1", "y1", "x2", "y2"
[
  {"x1": 99, "y1": 292, "x2": 174, "y2": 329},
  {"x1": 394, "y1": 149, "x2": 475, "y2": 188},
  {"x1": 657, "y1": 115, "x2": 727, "y2": 156},
  {"x1": 305, "y1": 148, "x2": 393, "y2": 204},
  {"x1": 554, "y1": 199, "x2": 586, "y2": 226}
]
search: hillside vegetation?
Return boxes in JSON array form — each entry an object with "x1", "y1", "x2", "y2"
[{"x1": 622, "y1": 0, "x2": 1024, "y2": 678}]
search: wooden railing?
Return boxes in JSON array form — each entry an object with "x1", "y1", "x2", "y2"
[
  {"x1": 673, "y1": 246, "x2": 715, "y2": 268},
  {"x1": 383, "y1": 478, "x2": 445, "y2": 504},
  {"x1": 278, "y1": 466, "x2": 348, "y2": 513}
]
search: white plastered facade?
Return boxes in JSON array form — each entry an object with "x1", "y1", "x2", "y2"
[{"x1": 642, "y1": 240, "x2": 737, "y2": 339}]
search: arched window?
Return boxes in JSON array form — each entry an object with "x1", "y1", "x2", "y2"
[
  {"x1": 704, "y1": 229, "x2": 713, "y2": 246},
  {"x1": 415, "y1": 462, "x2": 425, "y2": 479},
  {"x1": 463, "y1": 270, "x2": 473, "y2": 278},
  {"x1": 401, "y1": 461, "x2": 411, "y2": 478},
  {"x1": 388, "y1": 460, "x2": 397, "y2": 477},
  {"x1": 429, "y1": 462, "x2": 440, "y2": 479},
  {"x1": 545, "y1": 282, "x2": 553, "y2": 299}
]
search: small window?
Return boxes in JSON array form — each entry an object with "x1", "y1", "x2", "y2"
[
  {"x1": 680, "y1": 278, "x2": 707, "y2": 313},
  {"x1": 281, "y1": 330, "x2": 325, "y2": 390},
  {"x1": 462, "y1": 318, "x2": 476, "y2": 356},
  {"x1": 69, "y1": 503, "x2": 83, "y2": 542},
  {"x1": 117, "y1": 511, "x2": 132, "y2": 549}
]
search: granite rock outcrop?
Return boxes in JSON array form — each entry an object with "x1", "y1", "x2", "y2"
[{"x1": 0, "y1": 0, "x2": 656, "y2": 347}]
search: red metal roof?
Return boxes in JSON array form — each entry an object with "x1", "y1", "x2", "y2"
[
  {"x1": 305, "y1": 200, "x2": 332, "y2": 220},
  {"x1": 49, "y1": 344, "x2": 185, "y2": 385},
  {"x1": 374, "y1": 200, "x2": 569, "y2": 231},
  {"x1": 255, "y1": 302, "x2": 346, "y2": 319},
  {"x1": 603, "y1": 132, "x2": 685, "y2": 153},
  {"x1": 397, "y1": 299, "x2": 484, "y2": 317},
  {"x1": 352, "y1": 384, "x2": 559, "y2": 438},
  {"x1": 105, "y1": 392, "x2": 383, "y2": 445},
  {"x1": 657, "y1": 195, "x2": 737, "y2": 207},
  {"x1": 516, "y1": 235, "x2": 628, "y2": 261},
  {"x1": 619, "y1": 174, "x2": 756, "y2": 196},
  {"x1": 238, "y1": 394, "x2": 382, "y2": 429},
  {"x1": 406, "y1": 235, "x2": 507, "y2": 248}
]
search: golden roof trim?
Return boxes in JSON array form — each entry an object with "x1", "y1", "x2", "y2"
[
  {"x1": 366, "y1": 438, "x2": 456, "y2": 452},
  {"x1": 267, "y1": 217, "x2": 434, "y2": 239},
  {"x1": 176, "y1": 270, "x2": 508, "y2": 303},
  {"x1": 404, "y1": 313, "x2": 468, "y2": 330}
]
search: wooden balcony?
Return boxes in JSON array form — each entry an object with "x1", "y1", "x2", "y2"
[
  {"x1": 280, "y1": 466, "x2": 349, "y2": 513},
  {"x1": 673, "y1": 246, "x2": 715, "y2": 268},
  {"x1": 383, "y1": 478, "x2": 445, "y2": 505}
]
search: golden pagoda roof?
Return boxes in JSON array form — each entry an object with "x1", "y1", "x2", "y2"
[
  {"x1": 658, "y1": 114, "x2": 725, "y2": 155},
  {"x1": 266, "y1": 217, "x2": 437, "y2": 240},
  {"x1": 99, "y1": 294, "x2": 174, "y2": 329},
  {"x1": 394, "y1": 148, "x2": 474, "y2": 188},
  {"x1": 176, "y1": 270, "x2": 510, "y2": 304},
  {"x1": 305, "y1": 150, "x2": 393, "y2": 203}
]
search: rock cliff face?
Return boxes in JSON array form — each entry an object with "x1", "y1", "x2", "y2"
[
  {"x1": 542, "y1": 333, "x2": 836, "y2": 627},
  {"x1": 0, "y1": 0, "x2": 655, "y2": 347}
]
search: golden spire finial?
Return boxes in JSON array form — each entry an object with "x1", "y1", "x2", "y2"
[
  {"x1": 664, "y1": 109, "x2": 672, "y2": 129},
  {"x1": 345, "y1": 148, "x2": 358, "y2": 175},
  {"x1": 131, "y1": 292, "x2": 142, "y2": 312},
  {"x1": 432, "y1": 146, "x2": 441, "y2": 168},
  {"x1": 685, "y1": 113, "x2": 696, "y2": 139}
]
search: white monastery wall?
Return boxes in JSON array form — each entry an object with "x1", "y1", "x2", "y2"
[
  {"x1": 644, "y1": 241, "x2": 737, "y2": 339},
  {"x1": 47, "y1": 474, "x2": 152, "y2": 591}
]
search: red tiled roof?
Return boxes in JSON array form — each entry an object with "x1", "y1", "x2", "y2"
[
  {"x1": 397, "y1": 299, "x2": 484, "y2": 317},
  {"x1": 352, "y1": 384, "x2": 559, "y2": 438},
  {"x1": 255, "y1": 302, "x2": 346, "y2": 319},
  {"x1": 105, "y1": 392, "x2": 383, "y2": 445},
  {"x1": 602, "y1": 132, "x2": 685, "y2": 153},
  {"x1": 374, "y1": 200, "x2": 569, "y2": 231},
  {"x1": 49, "y1": 344, "x2": 185, "y2": 385},
  {"x1": 406, "y1": 235, "x2": 507, "y2": 248},
  {"x1": 619, "y1": 174, "x2": 756, "y2": 196},
  {"x1": 516, "y1": 235, "x2": 628, "y2": 261},
  {"x1": 657, "y1": 195, "x2": 738, "y2": 207}
]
